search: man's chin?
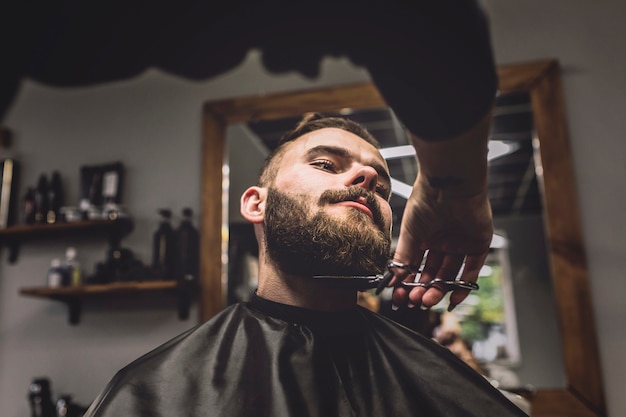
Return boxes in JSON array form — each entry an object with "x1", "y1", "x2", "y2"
[{"x1": 264, "y1": 187, "x2": 391, "y2": 277}]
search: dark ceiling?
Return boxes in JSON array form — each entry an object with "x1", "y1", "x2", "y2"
[{"x1": 1, "y1": 1, "x2": 497, "y2": 143}]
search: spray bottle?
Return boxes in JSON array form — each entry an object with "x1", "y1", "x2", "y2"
[
  {"x1": 152, "y1": 209, "x2": 175, "y2": 279},
  {"x1": 175, "y1": 207, "x2": 199, "y2": 281}
]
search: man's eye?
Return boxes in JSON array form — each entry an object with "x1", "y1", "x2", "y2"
[{"x1": 311, "y1": 159, "x2": 336, "y2": 172}]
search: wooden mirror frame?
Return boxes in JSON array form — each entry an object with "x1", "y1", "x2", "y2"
[{"x1": 200, "y1": 59, "x2": 605, "y2": 417}]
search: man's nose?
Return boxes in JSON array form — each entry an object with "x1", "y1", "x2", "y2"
[{"x1": 348, "y1": 165, "x2": 378, "y2": 192}]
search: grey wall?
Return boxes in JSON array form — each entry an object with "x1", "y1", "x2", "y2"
[
  {"x1": 0, "y1": 1, "x2": 624, "y2": 415},
  {"x1": 0, "y1": 53, "x2": 369, "y2": 416}
]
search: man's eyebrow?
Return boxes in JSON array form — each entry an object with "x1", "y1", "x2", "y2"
[{"x1": 305, "y1": 145, "x2": 391, "y2": 184}]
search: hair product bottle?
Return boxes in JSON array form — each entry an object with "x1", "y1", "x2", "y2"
[
  {"x1": 28, "y1": 378, "x2": 56, "y2": 417},
  {"x1": 46, "y1": 171, "x2": 64, "y2": 224},
  {"x1": 152, "y1": 209, "x2": 176, "y2": 279},
  {"x1": 46, "y1": 259, "x2": 63, "y2": 287},
  {"x1": 175, "y1": 207, "x2": 199, "y2": 281},
  {"x1": 34, "y1": 174, "x2": 48, "y2": 224},
  {"x1": 63, "y1": 247, "x2": 81, "y2": 286},
  {"x1": 22, "y1": 187, "x2": 36, "y2": 224}
]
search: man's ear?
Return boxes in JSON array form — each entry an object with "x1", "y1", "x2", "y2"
[{"x1": 240, "y1": 186, "x2": 267, "y2": 224}]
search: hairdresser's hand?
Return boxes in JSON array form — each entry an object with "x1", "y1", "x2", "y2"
[{"x1": 389, "y1": 174, "x2": 493, "y2": 311}]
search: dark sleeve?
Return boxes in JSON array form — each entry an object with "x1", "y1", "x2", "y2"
[
  {"x1": 1, "y1": 0, "x2": 497, "y2": 139},
  {"x1": 257, "y1": 0, "x2": 498, "y2": 140}
]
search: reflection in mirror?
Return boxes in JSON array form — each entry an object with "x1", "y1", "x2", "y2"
[{"x1": 224, "y1": 93, "x2": 565, "y2": 392}]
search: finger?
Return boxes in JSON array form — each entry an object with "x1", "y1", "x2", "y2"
[
  {"x1": 391, "y1": 285, "x2": 410, "y2": 309},
  {"x1": 387, "y1": 235, "x2": 426, "y2": 301},
  {"x1": 390, "y1": 251, "x2": 426, "y2": 283},
  {"x1": 388, "y1": 260, "x2": 421, "y2": 307},
  {"x1": 392, "y1": 223, "x2": 426, "y2": 280},
  {"x1": 420, "y1": 249, "x2": 444, "y2": 282},
  {"x1": 448, "y1": 251, "x2": 489, "y2": 309},
  {"x1": 405, "y1": 250, "x2": 443, "y2": 307},
  {"x1": 389, "y1": 244, "x2": 425, "y2": 286},
  {"x1": 420, "y1": 253, "x2": 465, "y2": 308},
  {"x1": 388, "y1": 260, "x2": 420, "y2": 285}
]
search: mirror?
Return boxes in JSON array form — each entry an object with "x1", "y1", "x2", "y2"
[
  {"x1": 224, "y1": 95, "x2": 564, "y2": 391},
  {"x1": 200, "y1": 60, "x2": 605, "y2": 416}
]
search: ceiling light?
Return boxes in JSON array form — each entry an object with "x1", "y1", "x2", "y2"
[
  {"x1": 379, "y1": 140, "x2": 519, "y2": 162},
  {"x1": 487, "y1": 141, "x2": 519, "y2": 161},
  {"x1": 379, "y1": 145, "x2": 415, "y2": 160},
  {"x1": 390, "y1": 178, "x2": 413, "y2": 199}
]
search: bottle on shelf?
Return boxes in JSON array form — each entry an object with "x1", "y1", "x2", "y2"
[
  {"x1": 63, "y1": 247, "x2": 81, "y2": 286},
  {"x1": 79, "y1": 166, "x2": 95, "y2": 219},
  {"x1": 55, "y1": 395, "x2": 87, "y2": 417},
  {"x1": 46, "y1": 259, "x2": 63, "y2": 288},
  {"x1": 28, "y1": 377, "x2": 56, "y2": 417},
  {"x1": 152, "y1": 209, "x2": 176, "y2": 279},
  {"x1": 101, "y1": 163, "x2": 123, "y2": 213},
  {"x1": 46, "y1": 171, "x2": 64, "y2": 224},
  {"x1": 34, "y1": 174, "x2": 49, "y2": 224},
  {"x1": 22, "y1": 187, "x2": 37, "y2": 224},
  {"x1": 55, "y1": 396, "x2": 72, "y2": 417},
  {"x1": 175, "y1": 207, "x2": 199, "y2": 281}
]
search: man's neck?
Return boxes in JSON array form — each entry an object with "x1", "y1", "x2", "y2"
[{"x1": 256, "y1": 262, "x2": 358, "y2": 312}]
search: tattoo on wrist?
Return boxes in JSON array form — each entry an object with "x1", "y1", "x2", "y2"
[{"x1": 428, "y1": 176, "x2": 463, "y2": 189}]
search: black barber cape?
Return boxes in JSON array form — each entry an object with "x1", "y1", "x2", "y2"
[{"x1": 85, "y1": 294, "x2": 526, "y2": 417}]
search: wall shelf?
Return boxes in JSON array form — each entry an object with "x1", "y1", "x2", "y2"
[
  {"x1": 0, "y1": 218, "x2": 133, "y2": 263},
  {"x1": 19, "y1": 279, "x2": 195, "y2": 325}
]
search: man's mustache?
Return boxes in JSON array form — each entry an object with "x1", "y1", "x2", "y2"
[{"x1": 318, "y1": 187, "x2": 387, "y2": 231}]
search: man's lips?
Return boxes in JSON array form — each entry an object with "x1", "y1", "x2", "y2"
[{"x1": 335, "y1": 198, "x2": 374, "y2": 220}]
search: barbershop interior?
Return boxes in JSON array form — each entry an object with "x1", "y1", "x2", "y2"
[{"x1": 0, "y1": 1, "x2": 623, "y2": 416}]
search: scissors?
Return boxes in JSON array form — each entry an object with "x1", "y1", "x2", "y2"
[{"x1": 313, "y1": 261, "x2": 479, "y2": 293}]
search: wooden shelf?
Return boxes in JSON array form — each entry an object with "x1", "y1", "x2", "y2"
[
  {"x1": 0, "y1": 218, "x2": 133, "y2": 263},
  {"x1": 0, "y1": 218, "x2": 128, "y2": 236},
  {"x1": 20, "y1": 280, "x2": 178, "y2": 297},
  {"x1": 20, "y1": 279, "x2": 195, "y2": 325}
]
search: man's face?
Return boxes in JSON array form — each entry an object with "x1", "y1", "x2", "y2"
[{"x1": 263, "y1": 127, "x2": 393, "y2": 276}]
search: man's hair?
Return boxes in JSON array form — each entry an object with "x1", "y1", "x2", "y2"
[{"x1": 258, "y1": 112, "x2": 380, "y2": 186}]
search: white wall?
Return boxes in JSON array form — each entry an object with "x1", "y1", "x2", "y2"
[
  {"x1": 1, "y1": 1, "x2": 625, "y2": 415},
  {"x1": 483, "y1": 1, "x2": 626, "y2": 415}
]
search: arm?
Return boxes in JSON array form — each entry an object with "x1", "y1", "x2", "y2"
[{"x1": 390, "y1": 109, "x2": 494, "y2": 310}]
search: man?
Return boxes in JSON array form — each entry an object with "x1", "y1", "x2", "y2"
[{"x1": 84, "y1": 114, "x2": 526, "y2": 417}]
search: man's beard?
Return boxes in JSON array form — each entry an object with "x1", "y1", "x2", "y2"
[{"x1": 264, "y1": 187, "x2": 391, "y2": 277}]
